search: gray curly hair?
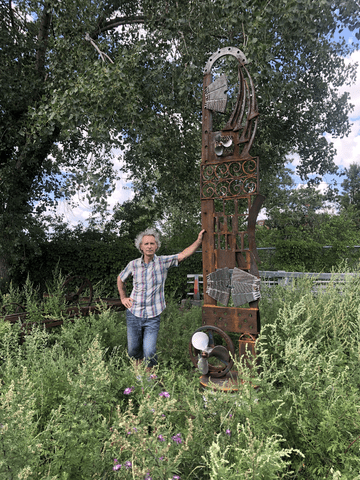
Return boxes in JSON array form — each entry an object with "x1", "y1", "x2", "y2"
[{"x1": 135, "y1": 228, "x2": 161, "y2": 253}]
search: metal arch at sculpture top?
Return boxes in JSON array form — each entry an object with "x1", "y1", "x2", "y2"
[
  {"x1": 202, "y1": 46, "x2": 259, "y2": 161},
  {"x1": 203, "y1": 47, "x2": 248, "y2": 74}
]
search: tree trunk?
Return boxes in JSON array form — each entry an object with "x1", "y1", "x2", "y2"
[{"x1": 0, "y1": 254, "x2": 10, "y2": 291}]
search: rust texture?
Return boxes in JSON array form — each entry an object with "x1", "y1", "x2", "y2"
[{"x1": 201, "y1": 47, "x2": 265, "y2": 358}]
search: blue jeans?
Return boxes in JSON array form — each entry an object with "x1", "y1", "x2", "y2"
[{"x1": 126, "y1": 310, "x2": 161, "y2": 367}]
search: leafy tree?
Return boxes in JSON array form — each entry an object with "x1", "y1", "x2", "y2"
[
  {"x1": 0, "y1": 0, "x2": 359, "y2": 289},
  {"x1": 340, "y1": 163, "x2": 360, "y2": 214},
  {"x1": 257, "y1": 190, "x2": 360, "y2": 271},
  {"x1": 264, "y1": 185, "x2": 328, "y2": 235}
]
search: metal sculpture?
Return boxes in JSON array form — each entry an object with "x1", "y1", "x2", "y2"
[{"x1": 190, "y1": 46, "x2": 265, "y2": 389}]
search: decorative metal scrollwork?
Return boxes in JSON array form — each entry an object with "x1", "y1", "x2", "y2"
[{"x1": 201, "y1": 159, "x2": 258, "y2": 199}]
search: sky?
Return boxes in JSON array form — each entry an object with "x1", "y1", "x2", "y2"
[{"x1": 54, "y1": 32, "x2": 360, "y2": 228}]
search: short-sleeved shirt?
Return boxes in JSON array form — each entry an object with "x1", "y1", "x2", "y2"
[{"x1": 119, "y1": 254, "x2": 179, "y2": 318}]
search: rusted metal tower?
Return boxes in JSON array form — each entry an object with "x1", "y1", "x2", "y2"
[{"x1": 190, "y1": 47, "x2": 265, "y2": 389}]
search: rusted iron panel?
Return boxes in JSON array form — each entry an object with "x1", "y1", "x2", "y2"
[
  {"x1": 202, "y1": 305, "x2": 259, "y2": 335},
  {"x1": 201, "y1": 157, "x2": 259, "y2": 200},
  {"x1": 202, "y1": 199, "x2": 217, "y2": 305}
]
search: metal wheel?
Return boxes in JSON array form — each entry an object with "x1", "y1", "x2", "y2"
[
  {"x1": 62, "y1": 276, "x2": 93, "y2": 307},
  {"x1": 189, "y1": 325, "x2": 235, "y2": 377}
]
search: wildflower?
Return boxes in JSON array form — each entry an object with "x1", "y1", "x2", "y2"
[
  {"x1": 173, "y1": 476, "x2": 181, "y2": 479},
  {"x1": 113, "y1": 464, "x2": 121, "y2": 471},
  {"x1": 125, "y1": 461, "x2": 132, "y2": 469},
  {"x1": 150, "y1": 374, "x2": 157, "y2": 379},
  {"x1": 159, "y1": 456, "x2": 164, "y2": 461},
  {"x1": 114, "y1": 459, "x2": 118, "y2": 464},
  {"x1": 157, "y1": 434, "x2": 165, "y2": 442},
  {"x1": 225, "y1": 429, "x2": 231, "y2": 437},
  {"x1": 144, "y1": 473, "x2": 152, "y2": 480},
  {"x1": 229, "y1": 414, "x2": 233, "y2": 418},
  {"x1": 159, "y1": 391, "x2": 170, "y2": 398},
  {"x1": 172, "y1": 433, "x2": 182, "y2": 444},
  {"x1": 124, "y1": 387, "x2": 134, "y2": 395}
]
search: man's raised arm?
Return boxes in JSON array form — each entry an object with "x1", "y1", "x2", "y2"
[{"x1": 178, "y1": 229, "x2": 205, "y2": 263}]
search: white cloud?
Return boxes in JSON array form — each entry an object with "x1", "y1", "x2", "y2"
[
  {"x1": 325, "y1": 119, "x2": 360, "y2": 169},
  {"x1": 326, "y1": 48, "x2": 360, "y2": 170},
  {"x1": 53, "y1": 175, "x2": 134, "y2": 228},
  {"x1": 341, "y1": 49, "x2": 360, "y2": 119},
  {"x1": 41, "y1": 148, "x2": 134, "y2": 229}
]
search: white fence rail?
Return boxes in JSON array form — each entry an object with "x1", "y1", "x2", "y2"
[{"x1": 187, "y1": 271, "x2": 359, "y2": 299}]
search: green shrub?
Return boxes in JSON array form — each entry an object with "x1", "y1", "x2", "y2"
[{"x1": 2, "y1": 268, "x2": 360, "y2": 478}]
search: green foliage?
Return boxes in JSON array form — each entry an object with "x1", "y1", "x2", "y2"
[
  {"x1": 204, "y1": 420, "x2": 298, "y2": 479},
  {"x1": 340, "y1": 163, "x2": 360, "y2": 215},
  {"x1": 9, "y1": 228, "x2": 138, "y2": 297},
  {"x1": 8, "y1": 226, "x2": 203, "y2": 300},
  {"x1": 3, "y1": 268, "x2": 360, "y2": 478},
  {"x1": 257, "y1": 207, "x2": 360, "y2": 271}
]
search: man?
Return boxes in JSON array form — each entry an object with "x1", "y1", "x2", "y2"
[{"x1": 117, "y1": 227, "x2": 205, "y2": 368}]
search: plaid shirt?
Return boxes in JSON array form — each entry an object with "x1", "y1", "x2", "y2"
[{"x1": 119, "y1": 254, "x2": 179, "y2": 318}]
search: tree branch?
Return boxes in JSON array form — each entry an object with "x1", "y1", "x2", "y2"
[
  {"x1": 36, "y1": 3, "x2": 52, "y2": 76},
  {"x1": 91, "y1": 15, "x2": 146, "y2": 38},
  {"x1": 8, "y1": 0, "x2": 15, "y2": 31},
  {"x1": 85, "y1": 33, "x2": 114, "y2": 63}
]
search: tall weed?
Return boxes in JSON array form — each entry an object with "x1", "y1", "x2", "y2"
[{"x1": 2, "y1": 268, "x2": 360, "y2": 478}]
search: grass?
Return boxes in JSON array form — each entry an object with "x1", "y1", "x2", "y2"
[{"x1": 1, "y1": 269, "x2": 360, "y2": 479}]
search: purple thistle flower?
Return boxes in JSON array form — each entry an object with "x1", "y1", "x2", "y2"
[
  {"x1": 113, "y1": 464, "x2": 121, "y2": 471},
  {"x1": 157, "y1": 434, "x2": 165, "y2": 442},
  {"x1": 172, "y1": 476, "x2": 181, "y2": 480},
  {"x1": 172, "y1": 433, "x2": 182, "y2": 444},
  {"x1": 124, "y1": 387, "x2": 134, "y2": 395},
  {"x1": 113, "y1": 459, "x2": 118, "y2": 464},
  {"x1": 125, "y1": 461, "x2": 132, "y2": 469},
  {"x1": 150, "y1": 374, "x2": 157, "y2": 379},
  {"x1": 226, "y1": 429, "x2": 231, "y2": 437},
  {"x1": 159, "y1": 391, "x2": 170, "y2": 398}
]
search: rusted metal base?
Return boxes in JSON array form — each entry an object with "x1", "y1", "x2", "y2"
[
  {"x1": 199, "y1": 370, "x2": 240, "y2": 391},
  {"x1": 199, "y1": 369, "x2": 259, "y2": 392}
]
